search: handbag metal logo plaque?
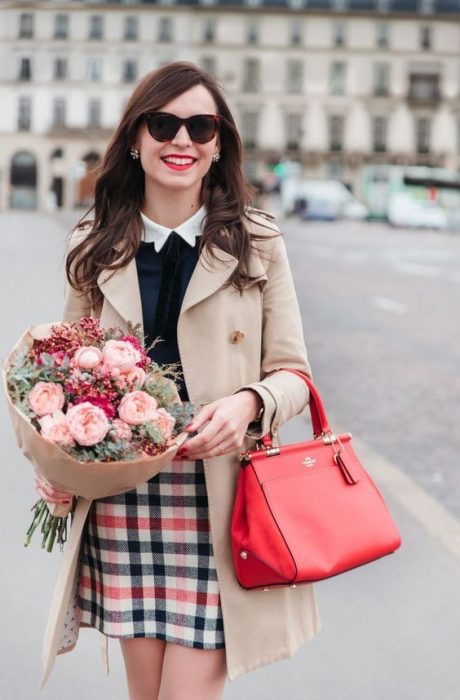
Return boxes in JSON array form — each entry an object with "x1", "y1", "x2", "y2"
[{"x1": 302, "y1": 456, "x2": 316, "y2": 468}]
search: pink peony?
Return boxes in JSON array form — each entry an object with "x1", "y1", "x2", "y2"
[
  {"x1": 38, "y1": 410, "x2": 75, "y2": 447},
  {"x1": 124, "y1": 366, "x2": 146, "y2": 389},
  {"x1": 110, "y1": 418, "x2": 132, "y2": 441},
  {"x1": 149, "y1": 408, "x2": 176, "y2": 442},
  {"x1": 118, "y1": 391, "x2": 158, "y2": 425},
  {"x1": 75, "y1": 395, "x2": 117, "y2": 419},
  {"x1": 101, "y1": 339, "x2": 141, "y2": 374},
  {"x1": 28, "y1": 381, "x2": 65, "y2": 417},
  {"x1": 73, "y1": 345, "x2": 102, "y2": 370},
  {"x1": 66, "y1": 401, "x2": 110, "y2": 446}
]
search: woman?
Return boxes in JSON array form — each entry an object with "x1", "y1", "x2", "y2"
[{"x1": 35, "y1": 62, "x2": 321, "y2": 699}]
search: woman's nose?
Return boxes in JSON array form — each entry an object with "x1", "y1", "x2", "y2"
[{"x1": 171, "y1": 124, "x2": 192, "y2": 146}]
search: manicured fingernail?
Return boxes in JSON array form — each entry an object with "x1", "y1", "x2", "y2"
[
  {"x1": 64, "y1": 500, "x2": 71, "y2": 504},
  {"x1": 184, "y1": 423, "x2": 194, "y2": 430},
  {"x1": 177, "y1": 448, "x2": 188, "y2": 456}
]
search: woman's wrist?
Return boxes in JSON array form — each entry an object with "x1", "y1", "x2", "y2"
[{"x1": 240, "y1": 390, "x2": 264, "y2": 424}]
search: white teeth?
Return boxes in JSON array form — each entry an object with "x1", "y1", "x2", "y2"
[{"x1": 163, "y1": 157, "x2": 195, "y2": 165}]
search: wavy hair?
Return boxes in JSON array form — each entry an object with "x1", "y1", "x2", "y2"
[{"x1": 66, "y1": 61, "x2": 278, "y2": 310}]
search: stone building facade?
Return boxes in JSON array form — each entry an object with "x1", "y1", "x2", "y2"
[{"x1": 1, "y1": 0, "x2": 460, "y2": 209}]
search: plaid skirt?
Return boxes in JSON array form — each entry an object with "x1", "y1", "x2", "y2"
[{"x1": 77, "y1": 457, "x2": 225, "y2": 649}]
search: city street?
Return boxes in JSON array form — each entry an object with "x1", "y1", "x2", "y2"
[{"x1": 0, "y1": 211, "x2": 459, "y2": 699}]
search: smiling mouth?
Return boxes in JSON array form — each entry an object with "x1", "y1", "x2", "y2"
[{"x1": 161, "y1": 156, "x2": 197, "y2": 166}]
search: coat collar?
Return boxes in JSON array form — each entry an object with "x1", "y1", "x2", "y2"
[{"x1": 97, "y1": 230, "x2": 268, "y2": 332}]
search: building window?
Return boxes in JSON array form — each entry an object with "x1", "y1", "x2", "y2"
[
  {"x1": 19, "y1": 13, "x2": 33, "y2": 39},
  {"x1": 409, "y1": 74, "x2": 440, "y2": 102},
  {"x1": 158, "y1": 17, "x2": 173, "y2": 43},
  {"x1": 330, "y1": 61, "x2": 346, "y2": 95},
  {"x1": 374, "y1": 63, "x2": 390, "y2": 96},
  {"x1": 416, "y1": 117, "x2": 430, "y2": 153},
  {"x1": 420, "y1": 26, "x2": 432, "y2": 51},
  {"x1": 333, "y1": 21, "x2": 346, "y2": 48},
  {"x1": 329, "y1": 114, "x2": 344, "y2": 151},
  {"x1": 286, "y1": 113, "x2": 302, "y2": 150},
  {"x1": 53, "y1": 98, "x2": 66, "y2": 128},
  {"x1": 372, "y1": 116, "x2": 387, "y2": 152},
  {"x1": 124, "y1": 16, "x2": 138, "y2": 41},
  {"x1": 376, "y1": 23, "x2": 389, "y2": 50},
  {"x1": 89, "y1": 15, "x2": 103, "y2": 40},
  {"x1": 19, "y1": 58, "x2": 32, "y2": 81},
  {"x1": 18, "y1": 96, "x2": 32, "y2": 131},
  {"x1": 122, "y1": 60, "x2": 137, "y2": 83},
  {"x1": 289, "y1": 20, "x2": 302, "y2": 46},
  {"x1": 54, "y1": 58, "x2": 68, "y2": 80},
  {"x1": 286, "y1": 60, "x2": 303, "y2": 94},
  {"x1": 87, "y1": 58, "x2": 102, "y2": 82},
  {"x1": 88, "y1": 98, "x2": 101, "y2": 128},
  {"x1": 202, "y1": 18, "x2": 216, "y2": 43},
  {"x1": 201, "y1": 56, "x2": 216, "y2": 77},
  {"x1": 247, "y1": 20, "x2": 259, "y2": 45},
  {"x1": 243, "y1": 58, "x2": 260, "y2": 93},
  {"x1": 241, "y1": 110, "x2": 259, "y2": 149},
  {"x1": 54, "y1": 14, "x2": 68, "y2": 40}
]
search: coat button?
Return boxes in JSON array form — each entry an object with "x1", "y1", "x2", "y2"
[{"x1": 230, "y1": 330, "x2": 245, "y2": 344}]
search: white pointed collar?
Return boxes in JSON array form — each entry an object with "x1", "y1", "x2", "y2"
[{"x1": 140, "y1": 205, "x2": 206, "y2": 252}]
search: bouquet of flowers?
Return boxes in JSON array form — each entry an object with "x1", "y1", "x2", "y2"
[{"x1": 3, "y1": 317, "x2": 193, "y2": 552}]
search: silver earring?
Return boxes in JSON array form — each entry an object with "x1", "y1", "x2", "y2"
[
  {"x1": 212, "y1": 152, "x2": 220, "y2": 163},
  {"x1": 130, "y1": 146, "x2": 140, "y2": 160}
]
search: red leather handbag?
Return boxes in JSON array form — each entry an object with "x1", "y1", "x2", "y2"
[{"x1": 231, "y1": 369, "x2": 402, "y2": 590}]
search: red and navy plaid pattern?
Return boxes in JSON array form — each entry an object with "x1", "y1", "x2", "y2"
[{"x1": 77, "y1": 458, "x2": 225, "y2": 649}]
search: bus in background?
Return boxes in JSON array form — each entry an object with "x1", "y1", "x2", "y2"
[{"x1": 359, "y1": 165, "x2": 460, "y2": 230}]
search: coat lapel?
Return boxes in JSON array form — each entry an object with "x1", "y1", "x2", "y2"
[{"x1": 97, "y1": 240, "x2": 268, "y2": 330}]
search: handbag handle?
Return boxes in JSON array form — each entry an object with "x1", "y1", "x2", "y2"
[{"x1": 259, "y1": 369, "x2": 332, "y2": 448}]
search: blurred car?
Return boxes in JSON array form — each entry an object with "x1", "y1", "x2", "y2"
[
  {"x1": 293, "y1": 180, "x2": 368, "y2": 221},
  {"x1": 387, "y1": 192, "x2": 449, "y2": 230}
]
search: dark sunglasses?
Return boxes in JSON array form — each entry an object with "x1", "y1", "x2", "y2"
[{"x1": 144, "y1": 112, "x2": 221, "y2": 144}]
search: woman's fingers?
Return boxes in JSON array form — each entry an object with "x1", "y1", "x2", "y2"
[
  {"x1": 34, "y1": 477, "x2": 73, "y2": 504},
  {"x1": 181, "y1": 427, "x2": 229, "y2": 459}
]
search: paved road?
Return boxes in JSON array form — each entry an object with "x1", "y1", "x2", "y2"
[
  {"x1": 282, "y1": 217, "x2": 460, "y2": 520},
  {"x1": 0, "y1": 211, "x2": 459, "y2": 699}
]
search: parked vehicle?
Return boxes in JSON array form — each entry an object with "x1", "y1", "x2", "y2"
[
  {"x1": 360, "y1": 165, "x2": 460, "y2": 228},
  {"x1": 387, "y1": 192, "x2": 449, "y2": 230},
  {"x1": 282, "y1": 178, "x2": 368, "y2": 221}
]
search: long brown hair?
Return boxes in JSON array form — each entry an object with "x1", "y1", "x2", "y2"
[{"x1": 66, "y1": 61, "x2": 278, "y2": 310}]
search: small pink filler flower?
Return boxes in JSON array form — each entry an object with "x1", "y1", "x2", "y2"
[
  {"x1": 28, "y1": 381, "x2": 65, "y2": 417},
  {"x1": 118, "y1": 391, "x2": 158, "y2": 425},
  {"x1": 66, "y1": 401, "x2": 110, "y2": 446}
]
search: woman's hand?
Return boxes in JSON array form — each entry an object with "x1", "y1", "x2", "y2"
[
  {"x1": 177, "y1": 391, "x2": 263, "y2": 460},
  {"x1": 33, "y1": 469, "x2": 74, "y2": 505}
]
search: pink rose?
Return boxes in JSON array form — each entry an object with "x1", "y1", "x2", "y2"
[
  {"x1": 38, "y1": 410, "x2": 75, "y2": 447},
  {"x1": 149, "y1": 408, "x2": 176, "y2": 442},
  {"x1": 110, "y1": 418, "x2": 132, "y2": 441},
  {"x1": 66, "y1": 401, "x2": 110, "y2": 446},
  {"x1": 28, "y1": 381, "x2": 65, "y2": 417},
  {"x1": 118, "y1": 391, "x2": 158, "y2": 425},
  {"x1": 124, "y1": 366, "x2": 146, "y2": 389},
  {"x1": 101, "y1": 339, "x2": 141, "y2": 374},
  {"x1": 74, "y1": 345, "x2": 102, "y2": 370}
]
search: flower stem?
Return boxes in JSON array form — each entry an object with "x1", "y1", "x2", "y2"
[{"x1": 24, "y1": 500, "x2": 48, "y2": 547}]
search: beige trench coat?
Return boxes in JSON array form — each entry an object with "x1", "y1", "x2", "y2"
[{"x1": 40, "y1": 209, "x2": 321, "y2": 688}]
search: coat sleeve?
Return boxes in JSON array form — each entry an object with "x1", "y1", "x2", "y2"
[
  {"x1": 233, "y1": 229, "x2": 312, "y2": 440},
  {"x1": 62, "y1": 227, "x2": 93, "y2": 323}
]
